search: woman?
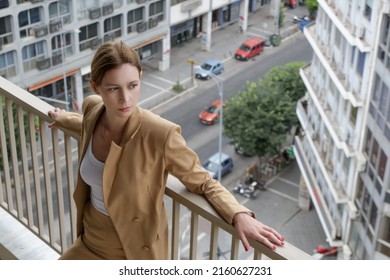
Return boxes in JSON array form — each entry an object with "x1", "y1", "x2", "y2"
[{"x1": 48, "y1": 41, "x2": 284, "y2": 260}]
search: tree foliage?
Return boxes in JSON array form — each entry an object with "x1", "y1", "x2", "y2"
[
  {"x1": 0, "y1": 97, "x2": 38, "y2": 170},
  {"x1": 304, "y1": 0, "x2": 318, "y2": 18},
  {"x1": 223, "y1": 62, "x2": 305, "y2": 159}
]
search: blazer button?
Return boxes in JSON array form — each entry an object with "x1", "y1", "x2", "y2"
[
  {"x1": 143, "y1": 246, "x2": 150, "y2": 251},
  {"x1": 133, "y1": 217, "x2": 140, "y2": 222}
]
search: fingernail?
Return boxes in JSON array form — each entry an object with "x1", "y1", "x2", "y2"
[
  {"x1": 244, "y1": 245, "x2": 249, "y2": 252},
  {"x1": 273, "y1": 246, "x2": 276, "y2": 250}
]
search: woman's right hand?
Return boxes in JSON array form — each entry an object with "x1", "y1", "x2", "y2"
[{"x1": 48, "y1": 107, "x2": 66, "y2": 128}]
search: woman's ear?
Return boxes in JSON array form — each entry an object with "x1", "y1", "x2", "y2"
[{"x1": 89, "y1": 79, "x2": 99, "y2": 94}]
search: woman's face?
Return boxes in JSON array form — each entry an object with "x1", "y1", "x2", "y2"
[{"x1": 93, "y1": 63, "x2": 141, "y2": 120}]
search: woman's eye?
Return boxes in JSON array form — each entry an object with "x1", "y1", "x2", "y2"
[
  {"x1": 108, "y1": 88, "x2": 118, "y2": 92},
  {"x1": 129, "y1": 84, "x2": 137, "y2": 89}
]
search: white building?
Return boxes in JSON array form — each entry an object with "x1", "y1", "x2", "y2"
[
  {"x1": 295, "y1": 0, "x2": 390, "y2": 259},
  {"x1": 0, "y1": 0, "x2": 266, "y2": 111}
]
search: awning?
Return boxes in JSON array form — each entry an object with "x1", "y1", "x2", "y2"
[{"x1": 28, "y1": 68, "x2": 79, "y2": 91}]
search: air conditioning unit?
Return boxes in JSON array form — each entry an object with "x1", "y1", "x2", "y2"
[
  {"x1": 89, "y1": 7, "x2": 101, "y2": 19},
  {"x1": 102, "y1": 3, "x2": 114, "y2": 16},
  {"x1": 353, "y1": 26, "x2": 365, "y2": 39},
  {"x1": 36, "y1": 58, "x2": 51, "y2": 70},
  {"x1": 104, "y1": 33, "x2": 115, "y2": 42},
  {"x1": 347, "y1": 201, "x2": 359, "y2": 220},
  {"x1": 136, "y1": 0, "x2": 147, "y2": 3},
  {"x1": 148, "y1": 17, "x2": 158, "y2": 29},
  {"x1": 136, "y1": 22, "x2": 147, "y2": 33},
  {"x1": 49, "y1": 20, "x2": 62, "y2": 33},
  {"x1": 33, "y1": 25, "x2": 48, "y2": 38},
  {"x1": 51, "y1": 53, "x2": 63, "y2": 66},
  {"x1": 91, "y1": 38, "x2": 102, "y2": 50},
  {"x1": 30, "y1": 0, "x2": 44, "y2": 3},
  {"x1": 357, "y1": 158, "x2": 367, "y2": 172}
]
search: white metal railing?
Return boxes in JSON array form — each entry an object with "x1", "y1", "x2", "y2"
[{"x1": 0, "y1": 76, "x2": 311, "y2": 260}]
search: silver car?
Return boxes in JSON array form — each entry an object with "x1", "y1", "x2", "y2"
[{"x1": 195, "y1": 59, "x2": 224, "y2": 80}]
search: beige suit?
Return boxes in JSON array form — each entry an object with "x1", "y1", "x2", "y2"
[{"x1": 55, "y1": 95, "x2": 251, "y2": 259}]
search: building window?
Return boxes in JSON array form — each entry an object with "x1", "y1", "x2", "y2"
[
  {"x1": 378, "y1": 151, "x2": 387, "y2": 180},
  {"x1": 0, "y1": 15, "x2": 13, "y2": 46},
  {"x1": 49, "y1": 0, "x2": 72, "y2": 26},
  {"x1": 357, "y1": 50, "x2": 366, "y2": 76},
  {"x1": 149, "y1": 0, "x2": 164, "y2": 18},
  {"x1": 370, "y1": 139, "x2": 378, "y2": 166},
  {"x1": 377, "y1": 217, "x2": 390, "y2": 257},
  {"x1": 127, "y1": 7, "x2": 144, "y2": 33},
  {"x1": 0, "y1": 0, "x2": 9, "y2": 9},
  {"x1": 18, "y1": 7, "x2": 42, "y2": 38},
  {"x1": 51, "y1": 32, "x2": 73, "y2": 59},
  {"x1": 0, "y1": 51, "x2": 16, "y2": 78},
  {"x1": 364, "y1": 0, "x2": 373, "y2": 21},
  {"x1": 77, "y1": 0, "x2": 99, "y2": 20},
  {"x1": 364, "y1": 129, "x2": 372, "y2": 155},
  {"x1": 104, "y1": 15, "x2": 122, "y2": 42},
  {"x1": 79, "y1": 23, "x2": 98, "y2": 51},
  {"x1": 22, "y1": 41, "x2": 46, "y2": 72}
]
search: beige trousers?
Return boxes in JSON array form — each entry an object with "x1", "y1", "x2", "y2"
[{"x1": 59, "y1": 201, "x2": 126, "y2": 260}]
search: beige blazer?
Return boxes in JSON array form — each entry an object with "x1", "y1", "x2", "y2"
[{"x1": 54, "y1": 95, "x2": 251, "y2": 259}]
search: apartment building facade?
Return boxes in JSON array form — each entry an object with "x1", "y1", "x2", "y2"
[
  {"x1": 0, "y1": 0, "x2": 265, "y2": 112},
  {"x1": 295, "y1": 0, "x2": 390, "y2": 259}
]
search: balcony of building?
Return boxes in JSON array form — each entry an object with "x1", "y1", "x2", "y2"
[
  {"x1": 296, "y1": 94, "x2": 348, "y2": 205},
  {"x1": 293, "y1": 135, "x2": 343, "y2": 248},
  {"x1": 0, "y1": 76, "x2": 312, "y2": 260}
]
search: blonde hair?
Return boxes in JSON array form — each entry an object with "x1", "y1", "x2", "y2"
[{"x1": 90, "y1": 41, "x2": 142, "y2": 87}]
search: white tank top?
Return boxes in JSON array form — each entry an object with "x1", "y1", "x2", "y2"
[{"x1": 80, "y1": 138, "x2": 109, "y2": 216}]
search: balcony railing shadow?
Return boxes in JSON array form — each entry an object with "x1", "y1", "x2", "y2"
[{"x1": 0, "y1": 76, "x2": 312, "y2": 260}]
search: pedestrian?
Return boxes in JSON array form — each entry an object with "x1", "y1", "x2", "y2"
[{"x1": 48, "y1": 41, "x2": 284, "y2": 260}]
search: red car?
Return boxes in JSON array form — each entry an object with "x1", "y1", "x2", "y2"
[{"x1": 199, "y1": 100, "x2": 223, "y2": 125}]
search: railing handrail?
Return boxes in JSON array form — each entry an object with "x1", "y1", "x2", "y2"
[{"x1": 165, "y1": 176, "x2": 312, "y2": 260}]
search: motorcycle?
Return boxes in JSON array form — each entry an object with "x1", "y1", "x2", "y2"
[
  {"x1": 233, "y1": 176, "x2": 266, "y2": 199},
  {"x1": 293, "y1": 15, "x2": 309, "y2": 23}
]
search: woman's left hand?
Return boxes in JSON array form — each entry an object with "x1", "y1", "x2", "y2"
[{"x1": 233, "y1": 212, "x2": 285, "y2": 251}]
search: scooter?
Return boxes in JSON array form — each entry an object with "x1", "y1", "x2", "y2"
[
  {"x1": 233, "y1": 176, "x2": 266, "y2": 199},
  {"x1": 293, "y1": 15, "x2": 309, "y2": 23}
]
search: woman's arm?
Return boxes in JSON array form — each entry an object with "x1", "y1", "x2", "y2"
[
  {"x1": 48, "y1": 107, "x2": 83, "y2": 136},
  {"x1": 164, "y1": 125, "x2": 285, "y2": 251}
]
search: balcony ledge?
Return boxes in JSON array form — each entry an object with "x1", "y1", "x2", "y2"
[{"x1": 0, "y1": 207, "x2": 60, "y2": 260}]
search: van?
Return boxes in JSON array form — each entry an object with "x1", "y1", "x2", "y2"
[
  {"x1": 202, "y1": 152, "x2": 233, "y2": 179},
  {"x1": 234, "y1": 37, "x2": 265, "y2": 61}
]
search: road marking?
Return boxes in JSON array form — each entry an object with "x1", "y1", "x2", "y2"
[
  {"x1": 249, "y1": 27, "x2": 273, "y2": 35},
  {"x1": 141, "y1": 80, "x2": 166, "y2": 90},
  {"x1": 277, "y1": 177, "x2": 300, "y2": 188},
  {"x1": 266, "y1": 188, "x2": 298, "y2": 203},
  {"x1": 148, "y1": 73, "x2": 176, "y2": 85}
]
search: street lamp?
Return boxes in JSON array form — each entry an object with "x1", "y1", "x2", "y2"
[
  {"x1": 209, "y1": 73, "x2": 225, "y2": 181},
  {"x1": 60, "y1": 29, "x2": 80, "y2": 111}
]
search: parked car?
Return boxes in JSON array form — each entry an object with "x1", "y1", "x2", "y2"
[
  {"x1": 199, "y1": 99, "x2": 222, "y2": 125},
  {"x1": 202, "y1": 152, "x2": 233, "y2": 179},
  {"x1": 195, "y1": 59, "x2": 224, "y2": 80},
  {"x1": 234, "y1": 37, "x2": 265, "y2": 61}
]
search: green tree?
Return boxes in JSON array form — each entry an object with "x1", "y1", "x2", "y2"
[
  {"x1": 265, "y1": 61, "x2": 306, "y2": 102},
  {"x1": 223, "y1": 62, "x2": 305, "y2": 167},
  {"x1": 0, "y1": 97, "x2": 38, "y2": 170},
  {"x1": 304, "y1": 0, "x2": 318, "y2": 18}
]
